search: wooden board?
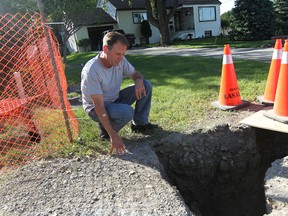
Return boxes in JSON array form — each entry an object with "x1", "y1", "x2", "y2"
[{"x1": 240, "y1": 110, "x2": 288, "y2": 134}]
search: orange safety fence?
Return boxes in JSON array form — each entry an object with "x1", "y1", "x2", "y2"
[{"x1": 0, "y1": 13, "x2": 78, "y2": 171}]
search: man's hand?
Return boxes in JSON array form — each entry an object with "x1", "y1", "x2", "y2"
[
  {"x1": 109, "y1": 133, "x2": 126, "y2": 155},
  {"x1": 91, "y1": 94, "x2": 126, "y2": 155},
  {"x1": 135, "y1": 79, "x2": 146, "y2": 100}
]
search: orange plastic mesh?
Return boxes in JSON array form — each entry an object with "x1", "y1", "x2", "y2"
[{"x1": 0, "y1": 13, "x2": 78, "y2": 171}]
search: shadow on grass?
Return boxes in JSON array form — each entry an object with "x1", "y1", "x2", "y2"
[{"x1": 126, "y1": 55, "x2": 269, "y2": 94}]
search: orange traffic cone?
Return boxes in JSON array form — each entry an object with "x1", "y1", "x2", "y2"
[
  {"x1": 258, "y1": 39, "x2": 282, "y2": 105},
  {"x1": 212, "y1": 44, "x2": 250, "y2": 110},
  {"x1": 264, "y1": 39, "x2": 288, "y2": 124}
]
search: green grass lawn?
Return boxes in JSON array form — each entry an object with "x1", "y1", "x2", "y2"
[
  {"x1": 62, "y1": 51, "x2": 270, "y2": 157},
  {"x1": 125, "y1": 55, "x2": 268, "y2": 129}
]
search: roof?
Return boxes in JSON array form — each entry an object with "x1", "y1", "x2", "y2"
[
  {"x1": 168, "y1": 0, "x2": 221, "y2": 7},
  {"x1": 82, "y1": 8, "x2": 116, "y2": 25},
  {"x1": 108, "y1": 0, "x2": 145, "y2": 10},
  {"x1": 178, "y1": 0, "x2": 221, "y2": 5},
  {"x1": 108, "y1": 0, "x2": 221, "y2": 10}
]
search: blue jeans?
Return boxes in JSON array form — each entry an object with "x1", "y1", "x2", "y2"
[{"x1": 88, "y1": 80, "x2": 152, "y2": 132}]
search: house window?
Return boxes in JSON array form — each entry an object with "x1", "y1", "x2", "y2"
[
  {"x1": 132, "y1": 12, "x2": 147, "y2": 24},
  {"x1": 198, "y1": 6, "x2": 216, "y2": 22}
]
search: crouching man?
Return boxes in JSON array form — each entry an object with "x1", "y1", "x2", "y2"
[{"x1": 81, "y1": 32, "x2": 158, "y2": 155}]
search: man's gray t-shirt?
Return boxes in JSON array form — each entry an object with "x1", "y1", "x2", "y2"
[{"x1": 81, "y1": 52, "x2": 135, "y2": 113}]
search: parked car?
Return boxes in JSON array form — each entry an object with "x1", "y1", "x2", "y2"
[
  {"x1": 173, "y1": 30, "x2": 195, "y2": 41},
  {"x1": 102, "y1": 29, "x2": 136, "y2": 49}
]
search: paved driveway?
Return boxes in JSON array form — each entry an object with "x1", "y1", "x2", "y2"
[{"x1": 127, "y1": 47, "x2": 274, "y2": 62}]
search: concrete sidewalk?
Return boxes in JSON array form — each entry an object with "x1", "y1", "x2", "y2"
[{"x1": 127, "y1": 47, "x2": 274, "y2": 62}]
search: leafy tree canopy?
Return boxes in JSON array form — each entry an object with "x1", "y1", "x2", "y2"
[
  {"x1": 273, "y1": 0, "x2": 288, "y2": 35},
  {"x1": 231, "y1": 0, "x2": 275, "y2": 40},
  {"x1": 0, "y1": 0, "x2": 38, "y2": 15},
  {"x1": 221, "y1": 11, "x2": 233, "y2": 28}
]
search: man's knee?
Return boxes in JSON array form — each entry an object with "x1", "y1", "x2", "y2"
[
  {"x1": 144, "y1": 80, "x2": 152, "y2": 93},
  {"x1": 125, "y1": 106, "x2": 135, "y2": 121},
  {"x1": 116, "y1": 104, "x2": 134, "y2": 122}
]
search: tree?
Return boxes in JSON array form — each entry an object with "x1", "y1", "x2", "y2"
[
  {"x1": 77, "y1": 38, "x2": 91, "y2": 52},
  {"x1": 231, "y1": 0, "x2": 275, "y2": 41},
  {"x1": 220, "y1": 11, "x2": 233, "y2": 34},
  {"x1": 0, "y1": 0, "x2": 38, "y2": 15},
  {"x1": 106, "y1": 0, "x2": 178, "y2": 46},
  {"x1": 1, "y1": 0, "x2": 100, "y2": 61},
  {"x1": 273, "y1": 0, "x2": 288, "y2": 35},
  {"x1": 144, "y1": 0, "x2": 178, "y2": 46},
  {"x1": 38, "y1": 0, "x2": 99, "y2": 62}
]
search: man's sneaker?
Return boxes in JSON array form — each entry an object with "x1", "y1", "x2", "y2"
[
  {"x1": 98, "y1": 123, "x2": 109, "y2": 141},
  {"x1": 100, "y1": 133, "x2": 110, "y2": 141},
  {"x1": 131, "y1": 123, "x2": 159, "y2": 133}
]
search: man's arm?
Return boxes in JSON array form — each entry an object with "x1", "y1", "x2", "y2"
[
  {"x1": 130, "y1": 71, "x2": 146, "y2": 100},
  {"x1": 131, "y1": 71, "x2": 144, "y2": 82},
  {"x1": 90, "y1": 94, "x2": 125, "y2": 155}
]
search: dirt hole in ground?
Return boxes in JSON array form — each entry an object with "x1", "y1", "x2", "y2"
[{"x1": 153, "y1": 124, "x2": 288, "y2": 216}]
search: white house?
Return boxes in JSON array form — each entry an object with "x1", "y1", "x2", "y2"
[{"x1": 68, "y1": 0, "x2": 221, "y2": 52}]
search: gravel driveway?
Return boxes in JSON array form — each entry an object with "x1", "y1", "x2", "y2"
[{"x1": 0, "y1": 142, "x2": 193, "y2": 216}]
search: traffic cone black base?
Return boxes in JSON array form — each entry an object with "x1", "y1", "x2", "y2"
[
  {"x1": 256, "y1": 95, "x2": 274, "y2": 106},
  {"x1": 263, "y1": 109, "x2": 288, "y2": 124},
  {"x1": 211, "y1": 100, "x2": 250, "y2": 111}
]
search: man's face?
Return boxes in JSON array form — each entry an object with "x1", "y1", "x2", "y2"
[{"x1": 105, "y1": 42, "x2": 127, "y2": 67}]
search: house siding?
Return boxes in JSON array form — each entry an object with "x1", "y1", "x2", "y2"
[
  {"x1": 69, "y1": 0, "x2": 221, "y2": 51},
  {"x1": 193, "y1": 4, "x2": 221, "y2": 38},
  {"x1": 67, "y1": 34, "x2": 78, "y2": 53},
  {"x1": 67, "y1": 27, "x2": 89, "y2": 52},
  {"x1": 117, "y1": 11, "x2": 160, "y2": 44},
  {"x1": 109, "y1": 2, "x2": 221, "y2": 42},
  {"x1": 68, "y1": 23, "x2": 117, "y2": 52}
]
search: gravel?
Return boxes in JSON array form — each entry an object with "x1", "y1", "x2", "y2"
[
  {"x1": 264, "y1": 156, "x2": 288, "y2": 216},
  {"x1": 0, "y1": 142, "x2": 192, "y2": 216}
]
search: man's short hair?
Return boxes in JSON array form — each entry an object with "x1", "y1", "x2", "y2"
[{"x1": 103, "y1": 31, "x2": 129, "y2": 50}]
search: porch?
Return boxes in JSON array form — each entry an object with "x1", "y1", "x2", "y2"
[{"x1": 170, "y1": 7, "x2": 195, "y2": 40}]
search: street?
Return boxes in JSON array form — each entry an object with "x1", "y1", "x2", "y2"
[{"x1": 127, "y1": 46, "x2": 274, "y2": 62}]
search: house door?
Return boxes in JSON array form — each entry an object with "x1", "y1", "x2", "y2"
[{"x1": 88, "y1": 26, "x2": 113, "y2": 51}]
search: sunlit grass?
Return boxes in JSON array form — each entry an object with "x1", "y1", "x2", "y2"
[
  {"x1": 1, "y1": 53, "x2": 269, "y2": 167},
  {"x1": 66, "y1": 52, "x2": 98, "y2": 64},
  {"x1": 64, "y1": 52, "x2": 269, "y2": 135},
  {"x1": 1, "y1": 40, "x2": 273, "y2": 168},
  {"x1": 0, "y1": 107, "x2": 79, "y2": 167}
]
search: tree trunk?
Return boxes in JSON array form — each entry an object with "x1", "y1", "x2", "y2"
[
  {"x1": 145, "y1": 0, "x2": 178, "y2": 46},
  {"x1": 62, "y1": 37, "x2": 68, "y2": 64},
  {"x1": 159, "y1": 23, "x2": 170, "y2": 46},
  {"x1": 156, "y1": 0, "x2": 170, "y2": 46}
]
